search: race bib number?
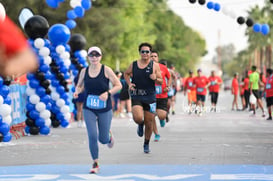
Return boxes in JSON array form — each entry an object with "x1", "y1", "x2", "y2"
[
  {"x1": 168, "y1": 88, "x2": 174, "y2": 96},
  {"x1": 266, "y1": 83, "x2": 271, "y2": 89},
  {"x1": 197, "y1": 88, "x2": 204, "y2": 92},
  {"x1": 155, "y1": 85, "x2": 162, "y2": 94},
  {"x1": 211, "y1": 81, "x2": 216, "y2": 85},
  {"x1": 149, "y1": 102, "x2": 156, "y2": 113},
  {"x1": 86, "y1": 95, "x2": 106, "y2": 109},
  {"x1": 189, "y1": 82, "x2": 193, "y2": 87}
]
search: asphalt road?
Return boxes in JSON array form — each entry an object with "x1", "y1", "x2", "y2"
[{"x1": 1, "y1": 90, "x2": 273, "y2": 180}]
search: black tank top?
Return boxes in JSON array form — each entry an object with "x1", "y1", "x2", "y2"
[
  {"x1": 131, "y1": 60, "x2": 156, "y2": 103},
  {"x1": 83, "y1": 65, "x2": 112, "y2": 112}
]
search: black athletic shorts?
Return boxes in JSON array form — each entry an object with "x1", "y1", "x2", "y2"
[
  {"x1": 131, "y1": 99, "x2": 156, "y2": 113},
  {"x1": 156, "y1": 98, "x2": 168, "y2": 111}
]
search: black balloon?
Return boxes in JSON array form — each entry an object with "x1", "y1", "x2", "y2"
[
  {"x1": 0, "y1": 133, "x2": 3, "y2": 142},
  {"x1": 198, "y1": 0, "x2": 206, "y2": 5},
  {"x1": 29, "y1": 126, "x2": 39, "y2": 135},
  {"x1": 46, "y1": 88, "x2": 51, "y2": 95},
  {"x1": 24, "y1": 15, "x2": 49, "y2": 39},
  {"x1": 56, "y1": 73, "x2": 65, "y2": 80},
  {"x1": 35, "y1": 71, "x2": 45, "y2": 81},
  {"x1": 52, "y1": 119, "x2": 60, "y2": 128},
  {"x1": 237, "y1": 16, "x2": 245, "y2": 25},
  {"x1": 41, "y1": 80, "x2": 50, "y2": 88},
  {"x1": 189, "y1": 0, "x2": 196, "y2": 3},
  {"x1": 3, "y1": 77, "x2": 12, "y2": 86},
  {"x1": 69, "y1": 34, "x2": 87, "y2": 52},
  {"x1": 246, "y1": 18, "x2": 254, "y2": 27},
  {"x1": 26, "y1": 118, "x2": 35, "y2": 127}
]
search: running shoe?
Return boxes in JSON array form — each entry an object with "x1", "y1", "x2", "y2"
[
  {"x1": 172, "y1": 110, "x2": 175, "y2": 115},
  {"x1": 154, "y1": 134, "x2": 160, "y2": 142},
  {"x1": 143, "y1": 143, "x2": 150, "y2": 153},
  {"x1": 160, "y1": 120, "x2": 165, "y2": 127},
  {"x1": 90, "y1": 162, "x2": 99, "y2": 174},
  {"x1": 262, "y1": 112, "x2": 266, "y2": 117},
  {"x1": 266, "y1": 117, "x2": 272, "y2": 121},
  {"x1": 77, "y1": 121, "x2": 82, "y2": 128},
  {"x1": 137, "y1": 122, "x2": 144, "y2": 137},
  {"x1": 107, "y1": 131, "x2": 114, "y2": 148}
]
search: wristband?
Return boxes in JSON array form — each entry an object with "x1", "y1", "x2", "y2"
[{"x1": 107, "y1": 90, "x2": 111, "y2": 97}]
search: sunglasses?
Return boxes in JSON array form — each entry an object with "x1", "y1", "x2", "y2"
[
  {"x1": 88, "y1": 53, "x2": 101, "y2": 57},
  {"x1": 140, "y1": 50, "x2": 150, "y2": 54},
  {"x1": 151, "y1": 55, "x2": 158, "y2": 57}
]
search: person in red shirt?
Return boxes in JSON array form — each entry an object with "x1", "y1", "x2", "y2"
[
  {"x1": 150, "y1": 51, "x2": 172, "y2": 142},
  {"x1": 184, "y1": 70, "x2": 196, "y2": 114},
  {"x1": 265, "y1": 68, "x2": 273, "y2": 120},
  {"x1": 208, "y1": 70, "x2": 222, "y2": 112},
  {"x1": 243, "y1": 72, "x2": 250, "y2": 110},
  {"x1": 193, "y1": 69, "x2": 210, "y2": 116},
  {"x1": 231, "y1": 73, "x2": 239, "y2": 110},
  {"x1": 0, "y1": 15, "x2": 38, "y2": 78}
]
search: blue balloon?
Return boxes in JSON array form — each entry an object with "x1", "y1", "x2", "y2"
[
  {"x1": 46, "y1": 102, "x2": 52, "y2": 110},
  {"x1": 0, "y1": 76, "x2": 3, "y2": 86},
  {"x1": 25, "y1": 126, "x2": 30, "y2": 134},
  {"x1": 72, "y1": 69, "x2": 79, "y2": 76},
  {"x1": 36, "y1": 87, "x2": 46, "y2": 97},
  {"x1": 46, "y1": 0, "x2": 59, "y2": 8},
  {"x1": 65, "y1": 19, "x2": 77, "y2": 29},
  {"x1": 27, "y1": 73, "x2": 35, "y2": 80},
  {"x1": 0, "y1": 115, "x2": 2, "y2": 124},
  {"x1": 48, "y1": 24, "x2": 71, "y2": 46},
  {"x1": 57, "y1": 86, "x2": 65, "y2": 94},
  {"x1": 61, "y1": 93, "x2": 69, "y2": 100},
  {"x1": 35, "y1": 117, "x2": 45, "y2": 127},
  {"x1": 82, "y1": 0, "x2": 92, "y2": 10},
  {"x1": 41, "y1": 95, "x2": 51, "y2": 104},
  {"x1": 74, "y1": 6, "x2": 85, "y2": 18},
  {"x1": 26, "y1": 103, "x2": 35, "y2": 111},
  {"x1": 61, "y1": 120, "x2": 69, "y2": 128},
  {"x1": 29, "y1": 110, "x2": 40, "y2": 120},
  {"x1": 67, "y1": 10, "x2": 77, "y2": 19},
  {"x1": 40, "y1": 126, "x2": 50, "y2": 135},
  {"x1": 0, "y1": 85, "x2": 10, "y2": 97},
  {"x1": 253, "y1": 23, "x2": 261, "y2": 33},
  {"x1": 4, "y1": 96, "x2": 11, "y2": 105},
  {"x1": 29, "y1": 79, "x2": 40, "y2": 89},
  {"x1": 261, "y1": 24, "x2": 270, "y2": 35},
  {"x1": 213, "y1": 3, "x2": 221, "y2": 11},
  {"x1": 51, "y1": 105, "x2": 60, "y2": 114},
  {"x1": 60, "y1": 66, "x2": 68, "y2": 73},
  {"x1": 207, "y1": 1, "x2": 214, "y2": 9},
  {"x1": 3, "y1": 132, "x2": 12, "y2": 142},
  {"x1": 0, "y1": 122, "x2": 10, "y2": 135},
  {"x1": 40, "y1": 64, "x2": 50, "y2": 72},
  {"x1": 51, "y1": 79, "x2": 60, "y2": 87}
]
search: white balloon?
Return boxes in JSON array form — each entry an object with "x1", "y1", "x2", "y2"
[
  {"x1": 61, "y1": 105, "x2": 70, "y2": 113},
  {"x1": 63, "y1": 58, "x2": 71, "y2": 67},
  {"x1": 60, "y1": 52, "x2": 70, "y2": 59},
  {"x1": 80, "y1": 50, "x2": 87, "y2": 57},
  {"x1": 0, "y1": 95, "x2": 3, "y2": 105},
  {"x1": 56, "y1": 99, "x2": 65, "y2": 107},
  {"x1": 40, "y1": 110, "x2": 51, "y2": 120},
  {"x1": 39, "y1": 47, "x2": 50, "y2": 56},
  {"x1": 0, "y1": 104, "x2": 11, "y2": 117},
  {"x1": 26, "y1": 87, "x2": 36, "y2": 96},
  {"x1": 70, "y1": 0, "x2": 81, "y2": 8},
  {"x1": 34, "y1": 38, "x2": 45, "y2": 49},
  {"x1": 35, "y1": 102, "x2": 46, "y2": 112},
  {"x1": 56, "y1": 45, "x2": 65, "y2": 54},
  {"x1": 0, "y1": 3, "x2": 6, "y2": 23},
  {"x1": 51, "y1": 92, "x2": 60, "y2": 101},
  {"x1": 2, "y1": 115, "x2": 12, "y2": 125},
  {"x1": 64, "y1": 113, "x2": 71, "y2": 120},
  {"x1": 29, "y1": 95, "x2": 40, "y2": 104},
  {"x1": 45, "y1": 118, "x2": 51, "y2": 127},
  {"x1": 43, "y1": 56, "x2": 52, "y2": 65}
]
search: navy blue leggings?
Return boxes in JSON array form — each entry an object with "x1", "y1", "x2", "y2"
[{"x1": 83, "y1": 108, "x2": 113, "y2": 160}]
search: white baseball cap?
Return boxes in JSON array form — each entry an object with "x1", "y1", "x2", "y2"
[{"x1": 88, "y1": 46, "x2": 102, "y2": 56}]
